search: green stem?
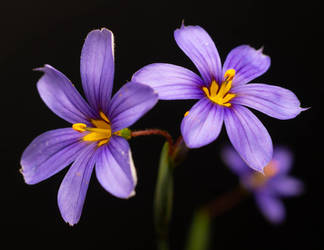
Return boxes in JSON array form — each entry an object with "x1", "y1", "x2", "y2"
[
  {"x1": 154, "y1": 142, "x2": 174, "y2": 250},
  {"x1": 157, "y1": 235, "x2": 170, "y2": 250},
  {"x1": 132, "y1": 131, "x2": 188, "y2": 250}
]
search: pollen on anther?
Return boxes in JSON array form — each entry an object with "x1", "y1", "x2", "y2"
[
  {"x1": 98, "y1": 139, "x2": 109, "y2": 147},
  {"x1": 99, "y1": 111, "x2": 110, "y2": 123},
  {"x1": 72, "y1": 123, "x2": 87, "y2": 133},
  {"x1": 224, "y1": 69, "x2": 236, "y2": 82}
]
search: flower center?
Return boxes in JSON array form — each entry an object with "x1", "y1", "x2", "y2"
[
  {"x1": 72, "y1": 111, "x2": 112, "y2": 147},
  {"x1": 202, "y1": 69, "x2": 236, "y2": 107},
  {"x1": 249, "y1": 160, "x2": 279, "y2": 188}
]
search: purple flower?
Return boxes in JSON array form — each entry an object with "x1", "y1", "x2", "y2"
[
  {"x1": 20, "y1": 28, "x2": 158, "y2": 225},
  {"x1": 132, "y1": 24, "x2": 306, "y2": 172},
  {"x1": 222, "y1": 145, "x2": 304, "y2": 224}
]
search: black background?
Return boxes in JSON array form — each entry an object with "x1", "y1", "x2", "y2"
[{"x1": 1, "y1": 0, "x2": 322, "y2": 249}]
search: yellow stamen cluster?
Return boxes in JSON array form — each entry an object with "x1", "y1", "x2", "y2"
[
  {"x1": 72, "y1": 111, "x2": 112, "y2": 147},
  {"x1": 249, "y1": 160, "x2": 279, "y2": 188},
  {"x1": 202, "y1": 69, "x2": 236, "y2": 107}
]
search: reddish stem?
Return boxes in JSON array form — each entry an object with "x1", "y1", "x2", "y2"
[
  {"x1": 131, "y1": 129, "x2": 174, "y2": 154},
  {"x1": 205, "y1": 186, "x2": 248, "y2": 218},
  {"x1": 173, "y1": 135, "x2": 183, "y2": 150}
]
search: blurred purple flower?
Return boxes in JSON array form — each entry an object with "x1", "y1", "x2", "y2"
[
  {"x1": 222, "y1": 146, "x2": 304, "y2": 224},
  {"x1": 20, "y1": 28, "x2": 158, "y2": 225},
  {"x1": 132, "y1": 24, "x2": 306, "y2": 172}
]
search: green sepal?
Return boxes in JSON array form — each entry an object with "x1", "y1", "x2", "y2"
[
  {"x1": 118, "y1": 128, "x2": 132, "y2": 140},
  {"x1": 154, "y1": 142, "x2": 174, "y2": 237}
]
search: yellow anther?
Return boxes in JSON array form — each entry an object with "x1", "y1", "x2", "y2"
[
  {"x1": 83, "y1": 130, "x2": 111, "y2": 142},
  {"x1": 224, "y1": 69, "x2": 236, "y2": 82},
  {"x1": 97, "y1": 139, "x2": 109, "y2": 147},
  {"x1": 72, "y1": 111, "x2": 112, "y2": 147},
  {"x1": 84, "y1": 127, "x2": 110, "y2": 134},
  {"x1": 90, "y1": 119, "x2": 110, "y2": 130},
  {"x1": 222, "y1": 93, "x2": 236, "y2": 104},
  {"x1": 223, "y1": 79, "x2": 232, "y2": 94},
  {"x1": 99, "y1": 111, "x2": 110, "y2": 123},
  {"x1": 222, "y1": 102, "x2": 232, "y2": 108},
  {"x1": 210, "y1": 79, "x2": 219, "y2": 96},
  {"x1": 217, "y1": 81, "x2": 228, "y2": 98},
  {"x1": 202, "y1": 86, "x2": 210, "y2": 97},
  {"x1": 202, "y1": 69, "x2": 236, "y2": 107},
  {"x1": 72, "y1": 123, "x2": 87, "y2": 133},
  {"x1": 184, "y1": 111, "x2": 189, "y2": 117}
]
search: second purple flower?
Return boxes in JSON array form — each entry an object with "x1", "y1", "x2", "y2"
[{"x1": 132, "y1": 24, "x2": 306, "y2": 172}]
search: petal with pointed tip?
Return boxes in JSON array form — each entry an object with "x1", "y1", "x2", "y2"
[
  {"x1": 232, "y1": 83, "x2": 306, "y2": 119},
  {"x1": 36, "y1": 65, "x2": 96, "y2": 124},
  {"x1": 174, "y1": 25, "x2": 222, "y2": 85}
]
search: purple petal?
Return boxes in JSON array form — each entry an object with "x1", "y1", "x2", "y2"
[
  {"x1": 174, "y1": 25, "x2": 222, "y2": 85},
  {"x1": 181, "y1": 98, "x2": 224, "y2": 148},
  {"x1": 132, "y1": 63, "x2": 204, "y2": 100},
  {"x1": 108, "y1": 82, "x2": 158, "y2": 132},
  {"x1": 20, "y1": 128, "x2": 87, "y2": 184},
  {"x1": 224, "y1": 105, "x2": 273, "y2": 173},
  {"x1": 95, "y1": 136, "x2": 137, "y2": 198},
  {"x1": 272, "y1": 146, "x2": 294, "y2": 174},
  {"x1": 221, "y1": 145, "x2": 252, "y2": 176},
  {"x1": 255, "y1": 193, "x2": 285, "y2": 224},
  {"x1": 269, "y1": 176, "x2": 304, "y2": 197},
  {"x1": 223, "y1": 45, "x2": 271, "y2": 86},
  {"x1": 232, "y1": 83, "x2": 305, "y2": 119},
  {"x1": 57, "y1": 143, "x2": 97, "y2": 226},
  {"x1": 80, "y1": 28, "x2": 115, "y2": 113},
  {"x1": 36, "y1": 65, "x2": 96, "y2": 124}
]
